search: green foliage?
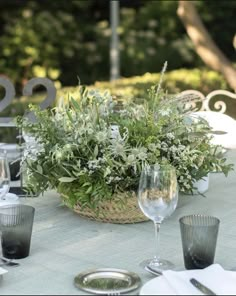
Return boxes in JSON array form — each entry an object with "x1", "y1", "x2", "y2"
[
  {"x1": 16, "y1": 78, "x2": 233, "y2": 208},
  {"x1": 92, "y1": 67, "x2": 228, "y2": 100},
  {"x1": 1, "y1": 67, "x2": 233, "y2": 127},
  {"x1": 52, "y1": 67, "x2": 228, "y2": 109},
  {"x1": 2, "y1": 66, "x2": 234, "y2": 150},
  {"x1": 0, "y1": 0, "x2": 235, "y2": 91},
  {"x1": 0, "y1": 2, "x2": 82, "y2": 92},
  {"x1": 119, "y1": 1, "x2": 196, "y2": 75}
]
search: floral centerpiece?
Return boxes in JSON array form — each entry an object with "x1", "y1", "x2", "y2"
[{"x1": 17, "y1": 75, "x2": 233, "y2": 223}]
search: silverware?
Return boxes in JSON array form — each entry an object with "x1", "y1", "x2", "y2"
[
  {"x1": 0, "y1": 257, "x2": 20, "y2": 267},
  {"x1": 190, "y1": 278, "x2": 216, "y2": 295},
  {"x1": 144, "y1": 265, "x2": 162, "y2": 276}
]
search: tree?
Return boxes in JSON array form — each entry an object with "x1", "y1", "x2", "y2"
[{"x1": 177, "y1": 0, "x2": 236, "y2": 91}]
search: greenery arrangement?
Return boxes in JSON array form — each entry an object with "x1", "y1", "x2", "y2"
[{"x1": 17, "y1": 70, "x2": 233, "y2": 210}]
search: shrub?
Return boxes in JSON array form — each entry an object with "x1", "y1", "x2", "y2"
[{"x1": 0, "y1": 67, "x2": 231, "y2": 119}]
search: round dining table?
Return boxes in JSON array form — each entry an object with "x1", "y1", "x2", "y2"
[{"x1": 0, "y1": 149, "x2": 236, "y2": 295}]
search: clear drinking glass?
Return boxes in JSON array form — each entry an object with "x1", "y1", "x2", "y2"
[
  {"x1": 0, "y1": 152, "x2": 10, "y2": 200},
  {"x1": 138, "y1": 164, "x2": 178, "y2": 272}
]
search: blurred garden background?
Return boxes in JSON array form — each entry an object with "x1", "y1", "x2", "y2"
[{"x1": 0, "y1": 0, "x2": 236, "y2": 119}]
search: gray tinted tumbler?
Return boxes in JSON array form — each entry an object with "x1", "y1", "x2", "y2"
[
  {"x1": 179, "y1": 215, "x2": 220, "y2": 270},
  {"x1": 0, "y1": 204, "x2": 35, "y2": 259}
]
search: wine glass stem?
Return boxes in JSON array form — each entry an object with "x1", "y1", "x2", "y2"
[{"x1": 153, "y1": 222, "x2": 161, "y2": 262}]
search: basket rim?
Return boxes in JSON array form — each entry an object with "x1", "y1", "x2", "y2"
[{"x1": 60, "y1": 191, "x2": 148, "y2": 224}]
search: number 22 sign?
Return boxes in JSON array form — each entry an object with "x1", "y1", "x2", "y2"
[
  {"x1": 0, "y1": 76, "x2": 57, "y2": 196},
  {"x1": 0, "y1": 76, "x2": 57, "y2": 126}
]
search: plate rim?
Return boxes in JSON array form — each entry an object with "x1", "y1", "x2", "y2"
[{"x1": 74, "y1": 268, "x2": 141, "y2": 294}]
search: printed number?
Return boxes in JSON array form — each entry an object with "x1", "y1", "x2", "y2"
[
  {"x1": 0, "y1": 77, "x2": 56, "y2": 121},
  {"x1": 0, "y1": 77, "x2": 15, "y2": 113},
  {"x1": 23, "y1": 78, "x2": 57, "y2": 121}
]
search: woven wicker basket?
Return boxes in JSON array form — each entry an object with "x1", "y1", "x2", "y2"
[{"x1": 60, "y1": 191, "x2": 149, "y2": 224}]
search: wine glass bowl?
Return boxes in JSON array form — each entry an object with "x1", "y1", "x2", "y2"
[
  {"x1": 138, "y1": 187, "x2": 178, "y2": 223},
  {"x1": 138, "y1": 164, "x2": 178, "y2": 272}
]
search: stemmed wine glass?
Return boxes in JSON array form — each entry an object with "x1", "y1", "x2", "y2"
[
  {"x1": 0, "y1": 152, "x2": 10, "y2": 201},
  {"x1": 138, "y1": 164, "x2": 178, "y2": 273}
]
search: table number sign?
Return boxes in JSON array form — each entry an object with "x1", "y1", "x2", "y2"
[{"x1": 0, "y1": 76, "x2": 57, "y2": 196}]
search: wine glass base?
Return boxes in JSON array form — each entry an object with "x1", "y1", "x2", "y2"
[{"x1": 140, "y1": 258, "x2": 175, "y2": 273}]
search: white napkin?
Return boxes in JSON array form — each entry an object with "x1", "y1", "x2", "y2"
[
  {"x1": 0, "y1": 193, "x2": 20, "y2": 206},
  {"x1": 162, "y1": 264, "x2": 236, "y2": 295},
  {"x1": 0, "y1": 267, "x2": 8, "y2": 276}
]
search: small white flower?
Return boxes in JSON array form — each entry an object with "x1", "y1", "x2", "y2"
[
  {"x1": 114, "y1": 176, "x2": 122, "y2": 181},
  {"x1": 166, "y1": 133, "x2": 175, "y2": 140},
  {"x1": 138, "y1": 152, "x2": 147, "y2": 160},
  {"x1": 184, "y1": 184, "x2": 191, "y2": 189},
  {"x1": 148, "y1": 143, "x2": 156, "y2": 152},
  {"x1": 161, "y1": 142, "x2": 168, "y2": 147},
  {"x1": 159, "y1": 109, "x2": 171, "y2": 116},
  {"x1": 55, "y1": 151, "x2": 63, "y2": 160},
  {"x1": 131, "y1": 148, "x2": 140, "y2": 156},
  {"x1": 87, "y1": 128, "x2": 93, "y2": 135},
  {"x1": 140, "y1": 147, "x2": 147, "y2": 154},
  {"x1": 88, "y1": 159, "x2": 101, "y2": 170},
  {"x1": 127, "y1": 154, "x2": 136, "y2": 163},
  {"x1": 113, "y1": 143, "x2": 124, "y2": 155},
  {"x1": 178, "y1": 145, "x2": 185, "y2": 150},
  {"x1": 109, "y1": 140, "x2": 128, "y2": 157},
  {"x1": 104, "y1": 167, "x2": 111, "y2": 177},
  {"x1": 96, "y1": 131, "x2": 108, "y2": 143}
]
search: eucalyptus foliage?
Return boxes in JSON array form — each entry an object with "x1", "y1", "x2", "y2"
[{"x1": 17, "y1": 83, "x2": 233, "y2": 209}]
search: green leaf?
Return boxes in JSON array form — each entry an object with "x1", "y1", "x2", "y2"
[
  {"x1": 82, "y1": 182, "x2": 91, "y2": 187},
  {"x1": 37, "y1": 165, "x2": 43, "y2": 175},
  {"x1": 94, "y1": 145, "x2": 98, "y2": 157},
  {"x1": 59, "y1": 177, "x2": 77, "y2": 183},
  {"x1": 210, "y1": 130, "x2": 227, "y2": 135},
  {"x1": 70, "y1": 98, "x2": 80, "y2": 111},
  {"x1": 79, "y1": 85, "x2": 86, "y2": 95},
  {"x1": 86, "y1": 186, "x2": 93, "y2": 194},
  {"x1": 66, "y1": 110, "x2": 73, "y2": 122}
]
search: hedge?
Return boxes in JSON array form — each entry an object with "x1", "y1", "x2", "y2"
[{"x1": 0, "y1": 67, "x2": 233, "y2": 119}]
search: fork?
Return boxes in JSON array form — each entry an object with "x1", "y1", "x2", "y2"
[
  {"x1": 145, "y1": 265, "x2": 162, "y2": 276},
  {"x1": 0, "y1": 257, "x2": 19, "y2": 267}
]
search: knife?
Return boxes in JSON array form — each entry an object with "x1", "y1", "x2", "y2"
[{"x1": 190, "y1": 278, "x2": 217, "y2": 295}]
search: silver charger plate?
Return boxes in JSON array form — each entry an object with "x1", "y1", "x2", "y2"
[{"x1": 74, "y1": 268, "x2": 141, "y2": 295}]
